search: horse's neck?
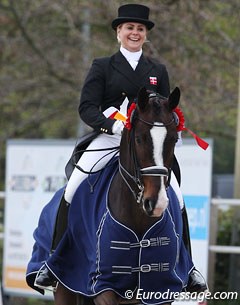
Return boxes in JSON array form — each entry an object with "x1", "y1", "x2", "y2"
[{"x1": 108, "y1": 171, "x2": 159, "y2": 237}]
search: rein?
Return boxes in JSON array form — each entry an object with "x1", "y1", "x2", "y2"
[
  {"x1": 73, "y1": 146, "x2": 120, "y2": 175},
  {"x1": 73, "y1": 146, "x2": 120, "y2": 193}
]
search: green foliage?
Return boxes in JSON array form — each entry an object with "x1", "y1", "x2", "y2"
[
  {"x1": 214, "y1": 208, "x2": 233, "y2": 292},
  {"x1": 0, "y1": 0, "x2": 239, "y2": 177},
  {"x1": 212, "y1": 208, "x2": 240, "y2": 298}
]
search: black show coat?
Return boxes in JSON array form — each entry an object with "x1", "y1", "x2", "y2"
[{"x1": 79, "y1": 51, "x2": 170, "y2": 134}]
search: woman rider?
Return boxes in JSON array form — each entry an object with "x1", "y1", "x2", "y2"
[{"x1": 35, "y1": 4, "x2": 207, "y2": 293}]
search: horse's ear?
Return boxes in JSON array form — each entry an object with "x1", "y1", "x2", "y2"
[
  {"x1": 168, "y1": 87, "x2": 180, "y2": 110},
  {"x1": 137, "y1": 87, "x2": 149, "y2": 111}
]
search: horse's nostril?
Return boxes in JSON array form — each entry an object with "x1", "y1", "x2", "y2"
[{"x1": 144, "y1": 199, "x2": 154, "y2": 215}]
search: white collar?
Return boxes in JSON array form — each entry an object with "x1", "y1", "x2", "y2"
[{"x1": 120, "y1": 46, "x2": 142, "y2": 62}]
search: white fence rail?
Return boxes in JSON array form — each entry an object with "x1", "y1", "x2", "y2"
[
  {"x1": 211, "y1": 198, "x2": 240, "y2": 207},
  {"x1": 209, "y1": 245, "x2": 240, "y2": 254}
]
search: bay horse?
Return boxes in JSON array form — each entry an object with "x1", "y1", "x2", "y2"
[
  {"x1": 91, "y1": 86, "x2": 181, "y2": 305},
  {"x1": 28, "y1": 87, "x2": 193, "y2": 305}
]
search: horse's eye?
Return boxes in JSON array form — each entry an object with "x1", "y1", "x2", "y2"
[
  {"x1": 168, "y1": 134, "x2": 178, "y2": 143},
  {"x1": 171, "y1": 135, "x2": 178, "y2": 143}
]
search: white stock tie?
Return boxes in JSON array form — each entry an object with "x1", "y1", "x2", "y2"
[{"x1": 129, "y1": 60, "x2": 138, "y2": 70}]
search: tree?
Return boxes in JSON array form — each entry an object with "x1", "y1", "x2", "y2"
[{"x1": 0, "y1": 0, "x2": 239, "y2": 188}]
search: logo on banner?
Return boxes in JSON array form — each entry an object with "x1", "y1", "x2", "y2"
[
  {"x1": 149, "y1": 76, "x2": 157, "y2": 85},
  {"x1": 184, "y1": 195, "x2": 209, "y2": 240}
]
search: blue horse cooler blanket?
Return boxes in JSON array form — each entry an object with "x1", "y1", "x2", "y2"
[{"x1": 26, "y1": 160, "x2": 194, "y2": 304}]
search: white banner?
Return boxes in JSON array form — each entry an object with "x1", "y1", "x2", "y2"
[{"x1": 3, "y1": 139, "x2": 74, "y2": 296}]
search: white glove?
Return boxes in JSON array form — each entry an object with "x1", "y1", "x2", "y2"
[{"x1": 112, "y1": 120, "x2": 124, "y2": 135}]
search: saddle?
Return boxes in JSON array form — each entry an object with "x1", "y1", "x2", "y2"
[{"x1": 65, "y1": 130, "x2": 99, "y2": 180}]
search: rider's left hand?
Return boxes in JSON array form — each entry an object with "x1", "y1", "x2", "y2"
[{"x1": 112, "y1": 120, "x2": 124, "y2": 135}]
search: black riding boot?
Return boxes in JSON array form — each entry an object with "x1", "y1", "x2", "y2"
[
  {"x1": 35, "y1": 195, "x2": 69, "y2": 288},
  {"x1": 35, "y1": 265, "x2": 58, "y2": 288},
  {"x1": 51, "y1": 194, "x2": 69, "y2": 251},
  {"x1": 182, "y1": 206, "x2": 208, "y2": 292}
]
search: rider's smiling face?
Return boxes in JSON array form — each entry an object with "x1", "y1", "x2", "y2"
[{"x1": 117, "y1": 22, "x2": 147, "y2": 52}]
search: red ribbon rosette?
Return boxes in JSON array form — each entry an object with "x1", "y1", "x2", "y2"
[
  {"x1": 125, "y1": 103, "x2": 137, "y2": 130},
  {"x1": 174, "y1": 107, "x2": 185, "y2": 132},
  {"x1": 173, "y1": 107, "x2": 209, "y2": 150}
]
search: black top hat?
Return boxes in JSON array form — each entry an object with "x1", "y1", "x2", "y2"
[{"x1": 112, "y1": 4, "x2": 154, "y2": 30}]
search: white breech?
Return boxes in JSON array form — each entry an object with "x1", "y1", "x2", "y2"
[
  {"x1": 64, "y1": 133, "x2": 184, "y2": 210},
  {"x1": 64, "y1": 133, "x2": 120, "y2": 203}
]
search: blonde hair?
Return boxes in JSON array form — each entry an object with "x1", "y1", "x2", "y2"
[{"x1": 117, "y1": 25, "x2": 122, "y2": 43}]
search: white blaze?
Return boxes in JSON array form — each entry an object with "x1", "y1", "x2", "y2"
[{"x1": 150, "y1": 125, "x2": 169, "y2": 214}]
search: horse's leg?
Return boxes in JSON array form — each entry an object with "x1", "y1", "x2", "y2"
[
  {"x1": 77, "y1": 295, "x2": 95, "y2": 305},
  {"x1": 93, "y1": 291, "x2": 119, "y2": 305},
  {"x1": 54, "y1": 283, "x2": 78, "y2": 305},
  {"x1": 77, "y1": 296, "x2": 172, "y2": 305}
]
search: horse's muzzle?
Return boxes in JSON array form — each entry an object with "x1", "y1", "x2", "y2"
[
  {"x1": 143, "y1": 192, "x2": 169, "y2": 217},
  {"x1": 143, "y1": 198, "x2": 155, "y2": 216},
  {"x1": 143, "y1": 198, "x2": 166, "y2": 217}
]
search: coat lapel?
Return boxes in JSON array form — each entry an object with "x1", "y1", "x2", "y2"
[
  {"x1": 111, "y1": 51, "x2": 154, "y2": 89},
  {"x1": 135, "y1": 54, "x2": 155, "y2": 83}
]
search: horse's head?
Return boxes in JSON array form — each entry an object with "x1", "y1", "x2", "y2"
[{"x1": 120, "y1": 87, "x2": 180, "y2": 217}]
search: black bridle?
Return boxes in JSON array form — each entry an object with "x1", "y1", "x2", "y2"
[{"x1": 119, "y1": 103, "x2": 175, "y2": 204}]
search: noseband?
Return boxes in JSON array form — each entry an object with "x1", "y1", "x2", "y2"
[{"x1": 119, "y1": 102, "x2": 175, "y2": 204}]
